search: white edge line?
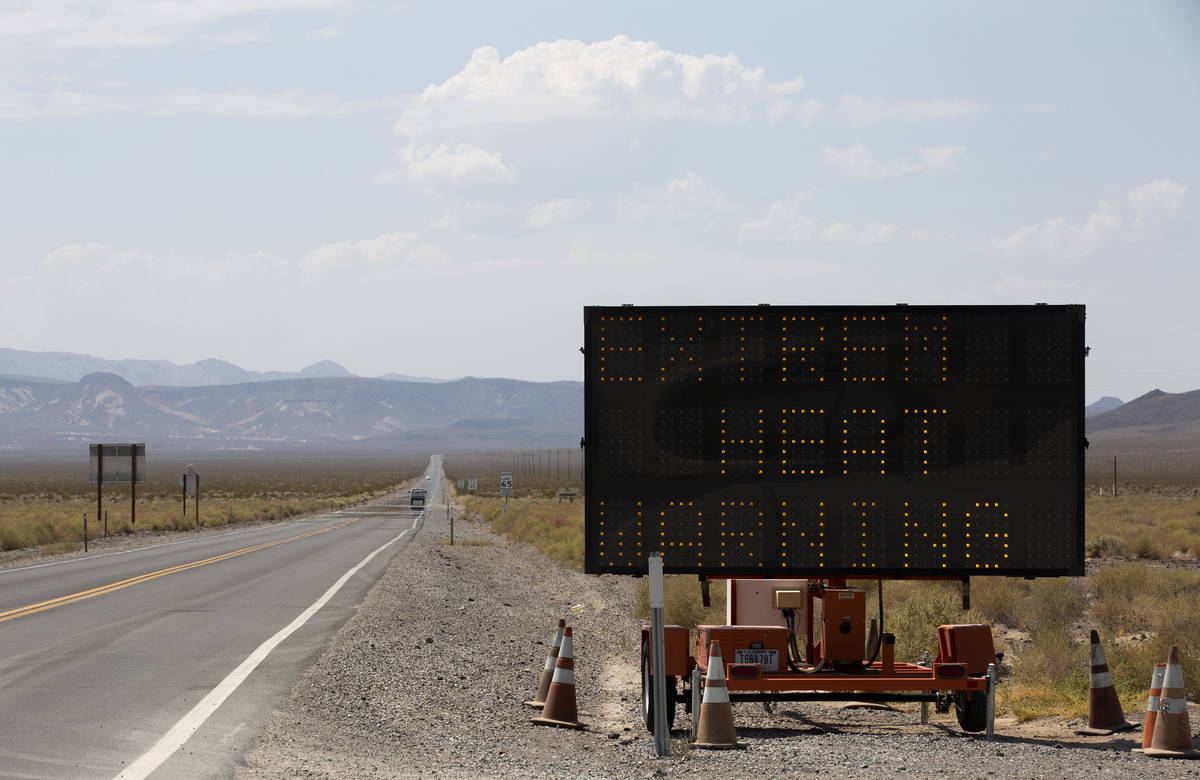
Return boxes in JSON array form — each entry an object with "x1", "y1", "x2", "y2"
[
  {"x1": 115, "y1": 514, "x2": 420, "y2": 780},
  {"x1": 0, "y1": 493, "x2": 416, "y2": 576}
]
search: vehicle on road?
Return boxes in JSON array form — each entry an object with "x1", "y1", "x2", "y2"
[{"x1": 410, "y1": 488, "x2": 426, "y2": 507}]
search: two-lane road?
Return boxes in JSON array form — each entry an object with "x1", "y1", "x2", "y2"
[{"x1": 0, "y1": 457, "x2": 442, "y2": 778}]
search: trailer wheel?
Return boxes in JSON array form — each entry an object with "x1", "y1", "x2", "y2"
[
  {"x1": 954, "y1": 690, "x2": 987, "y2": 732},
  {"x1": 640, "y1": 640, "x2": 676, "y2": 733}
]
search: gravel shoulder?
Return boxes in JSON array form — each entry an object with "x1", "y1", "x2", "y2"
[{"x1": 237, "y1": 493, "x2": 1200, "y2": 779}]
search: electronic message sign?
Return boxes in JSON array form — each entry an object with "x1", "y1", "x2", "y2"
[{"x1": 583, "y1": 305, "x2": 1085, "y2": 578}]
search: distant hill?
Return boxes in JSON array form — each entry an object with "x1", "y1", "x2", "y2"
[
  {"x1": 1086, "y1": 396, "x2": 1124, "y2": 417},
  {"x1": 0, "y1": 372, "x2": 581, "y2": 453},
  {"x1": 1086, "y1": 388, "x2": 1200, "y2": 433},
  {"x1": 0, "y1": 348, "x2": 365, "y2": 388}
]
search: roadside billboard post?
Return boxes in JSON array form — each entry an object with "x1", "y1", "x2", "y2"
[{"x1": 90, "y1": 444, "x2": 146, "y2": 531}]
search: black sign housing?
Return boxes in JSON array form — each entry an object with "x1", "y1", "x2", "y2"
[{"x1": 583, "y1": 305, "x2": 1085, "y2": 577}]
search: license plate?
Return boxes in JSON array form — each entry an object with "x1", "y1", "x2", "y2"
[{"x1": 734, "y1": 648, "x2": 778, "y2": 672}]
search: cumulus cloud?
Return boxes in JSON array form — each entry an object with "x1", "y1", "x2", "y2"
[
  {"x1": 989, "y1": 202, "x2": 1122, "y2": 259},
  {"x1": 821, "y1": 221, "x2": 899, "y2": 244},
  {"x1": 738, "y1": 197, "x2": 814, "y2": 242},
  {"x1": 619, "y1": 173, "x2": 724, "y2": 221},
  {"x1": 396, "y1": 36, "x2": 806, "y2": 131},
  {"x1": 527, "y1": 198, "x2": 589, "y2": 228},
  {"x1": 837, "y1": 95, "x2": 984, "y2": 126},
  {"x1": 301, "y1": 233, "x2": 451, "y2": 281},
  {"x1": 908, "y1": 228, "x2": 956, "y2": 241},
  {"x1": 1129, "y1": 179, "x2": 1187, "y2": 231},
  {"x1": 385, "y1": 142, "x2": 517, "y2": 193},
  {"x1": 823, "y1": 145, "x2": 965, "y2": 180}
]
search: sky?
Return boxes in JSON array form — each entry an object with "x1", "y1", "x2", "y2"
[{"x1": 0, "y1": 1, "x2": 1197, "y2": 403}]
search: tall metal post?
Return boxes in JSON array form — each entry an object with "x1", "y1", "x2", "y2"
[
  {"x1": 83, "y1": 512, "x2": 88, "y2": 552},
  {"x1": 985, "y1": 662, "x2": 997, "y2": 740},
  {"x1": 1112, "y1": 456, "x2": 1117, "y2": 497},
  {"x1": 97, "y1": 448, "x2": 103, "y2": 537},
  {"x1": 195, "y1": 474, "x2": 200, "y2": 529},
  {"x1": 130, "y1": 446, "x2": 137, "y2": 525},
  {"x1": 182, "y1": 472, "x2": 187, "y2": 517},
  {"x1": 649, "y1": 552, "x2": 669, "y2": 757}
]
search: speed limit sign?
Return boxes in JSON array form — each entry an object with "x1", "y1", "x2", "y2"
[{"x1": 499, "y1": 471, "x2": 514, "y2": 497}]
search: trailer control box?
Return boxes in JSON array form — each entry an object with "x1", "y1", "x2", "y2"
[
  {"x1": 698, "y1": 625, "x2": 790, "y2": 674},
  {"x1": 820, "y1": 589, "x2": 866, "y2": 666}
]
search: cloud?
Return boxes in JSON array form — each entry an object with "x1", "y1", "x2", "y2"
[
  {"x1": 396, "y1": 35, "x2": 806, "y2": 132},
  {"x1": 301, "y1": 233, "x2": 451, "y2": 282},
  {"x1": 385, "y1": 141, "x2": 517, "y2": 193},
  {"x1": 837, "y1": 95, "x2": 984, "y2": 126},
  {"x1": 0, "y1": 85, "x2": 400, "y2": 120},
  {"x1": 822, "y1": 144, "x2": 965, "y2": 180},
  {"x1": 1129, "y1": 179, "x2": 1187, "y2": 231},
  {"x1": 619, "y1": 173, "x2": 724, "y2": 221},
  {"x1": 738, "y1": 197, "x2": 814, "y2": 242},
  {"x1": 0, "y1": 0, "x2": 343, "y2": 52},
  {"x1": 989, "y1": 202, "x2": 1122, "y2": 259},
  {"x1": 527, "y1": 198, "x2": 589, "y2": 228},
  {"x1": 821, "y1": 221, "x2": 899, "y2": 244},
  {"x1": 908, "y1": 228, "x2": 956, "y2": 241}
]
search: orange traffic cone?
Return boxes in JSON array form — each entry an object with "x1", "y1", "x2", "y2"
[
  {"x1": 525, "y1": 618, "x2": 565, "y2": 708},
  {"x1": 1139, "y1": 663, "x2": 1167, "y2": 751},
  {"x1": 1144, "y1": 645, "x2": 1200, "y2": 759},
  {"x1": 1075, "y1": 630, "x2": 1134, "y2": 735},
  {"x1": 693, "y1": 640, "x2": 740, "y2": 749},
  {"x1": 531, "y1": 627, "x2": 585, "y2": 729}
]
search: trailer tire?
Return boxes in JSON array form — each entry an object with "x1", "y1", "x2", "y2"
[
  {"x1": 640, "y1": 640, "x2": 676, "y2": 733},
  {"x1": 955, "y1": 690, "x2": 987, "y2": 732}
]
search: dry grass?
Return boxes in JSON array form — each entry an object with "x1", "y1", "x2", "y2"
[
  {"x1": 1085, "y1": 493, "x2": 1200, "y2": 561},
  {"x1": 457, "y1": 480, "x2": 1200, "y2": 720},
  {"x1": 0, "y1": 455, "x2": 426, "y2": 553},
  {"x1": 461, "y1": 495, "x2": 584, "y2": 569}
]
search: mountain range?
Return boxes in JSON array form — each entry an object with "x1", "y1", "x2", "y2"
[
  {"x1": 0, "y1": 371, "x2": 581, "y2": 453},
  {"x1": 0, "y1": 348, "x2": 450, "y2": 388}
]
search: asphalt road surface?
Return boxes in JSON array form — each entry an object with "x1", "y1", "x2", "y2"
[{"x1": 0, "y1": 457, "x2": 442, "y2": 779}]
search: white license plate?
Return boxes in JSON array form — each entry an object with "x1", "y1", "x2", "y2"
[{"x1": 734, "y1": 648, "x2": 778, "y2": 672}]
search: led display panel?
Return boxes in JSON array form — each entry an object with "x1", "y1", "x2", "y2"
[{"x1": 584, "y1": 305, "x2": 1085, "y2": 577}]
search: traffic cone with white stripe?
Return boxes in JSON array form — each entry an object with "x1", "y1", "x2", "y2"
[
  {"x1": 693, "y1": 640, "x2": 740, "y2": 749},
  {"x1": 531, "y1": 627, "x2": 585, "y2": 729},
  {"x1": 1075, "y1": 630, "x2": 1134, "y2": 735},
  {"x1": 1144, "y1": 645, "x2": 1200, "y2": 758},
  {"x1": 1139, "y1": 663, "x2": 1167, "y2": 751},
  {"x1": 524, "y1": 618, "x2": 565, "y2": 709}
]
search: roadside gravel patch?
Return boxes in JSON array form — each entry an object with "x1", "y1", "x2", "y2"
[{"x1": 239, "y1": 498, "x2": 1200, "y2": 779}]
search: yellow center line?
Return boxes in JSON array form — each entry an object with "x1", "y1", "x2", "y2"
[{"x1": 0, "y1": 518, "x2": 358, "y2": 625}]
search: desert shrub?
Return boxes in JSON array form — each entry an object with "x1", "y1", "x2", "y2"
[
  {"x1": 880, "y1": 581, "x2": 984, "y2": 663},
  {"x1": 1085, "y1": 535, "x2": 1127, "y2": 558},
  {"x1": 632, "y1": 574, "x2": 726, "y2": 628}
]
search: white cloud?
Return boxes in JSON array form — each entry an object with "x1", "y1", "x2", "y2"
[
  {"x1": 822, "y1": 221, "x2": 899, "y2": 244},
  {"x1": 396, "y1": 36, "x2": 806, "y2": 131},
  {"x1": 0, "y1": 0, "x2": 343, "y2": 52},
  {"x1": 301, "y1": 233, "x2": 451, "y2": 282},
  {"x1": 387, "y1": 142, "x2": 517, "y2": 193},
  {"x1": 989, "y1": 202, "x2": 1122, "y2": 259},
  {"x1": 837, "y1": 95, "x2": 984, "y2": 126},
  {"x1": 527, "y1": 198, "x2": 589, "y2": 228},
  {"x1": 908, "y1": 228, "x2": 956, "y2": 241},
  {"x1": 822, "y1": 144, "x2": 965, "y2": 180},
  {"x1": 0, "y1": 85, "x2": 399, "y2": 120},
  {"x1": 665, "y1": 173, "x2": 724, "y2": 212},
  {"x1": 739, "y1": 197, "x2": 814, "y2": 242},
  {"x1": 1129, "y1": 179, "x2": 1187, "y2": 231},
  {"x1": 619, "y1": 173, "x2": 724, "y2": 221}
]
